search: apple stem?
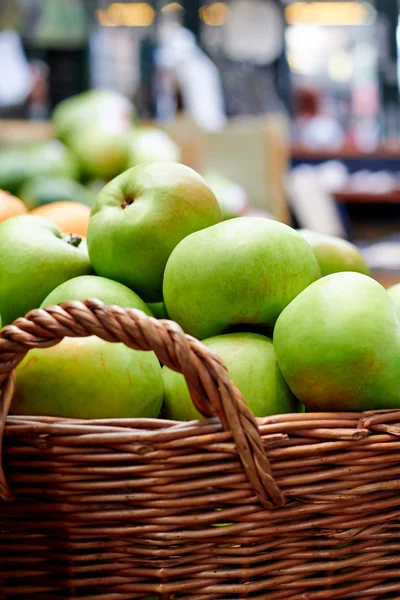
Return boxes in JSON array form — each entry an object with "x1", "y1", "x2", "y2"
[
  {"x1": 63, "y1": 233, "x2": 82, "y2": 248},
  {"x1": 121, "y1": 196, "x2": 134, "y2": 209}
]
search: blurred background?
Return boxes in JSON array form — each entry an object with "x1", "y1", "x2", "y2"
[{"x1": 1, "y1": 0, "x2": 400, "y2": 285}]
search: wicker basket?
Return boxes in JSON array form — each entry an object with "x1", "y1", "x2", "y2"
[{"x1": 1, "y1": 300, "x2": 400, "y2": 599}]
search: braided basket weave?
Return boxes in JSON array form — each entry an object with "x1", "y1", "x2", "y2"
[{"x1": 1, "y1": 300, "x2": 400, "y2": 599}]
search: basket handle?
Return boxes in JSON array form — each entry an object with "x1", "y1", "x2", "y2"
[{"x1": 0, "y1": 299, "x2": 285, "y2": 508}]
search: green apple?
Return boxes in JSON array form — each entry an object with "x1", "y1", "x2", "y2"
[
  {"x1": 87, "y1": 162, "x2": 222, "y2": 302},
  {"x1": 127, "y1": 127, "x2": 181, "y2": 166},
  {"x1": 274, "y1": 272, "x2": 400, "y2": 412},
  {"x1": 147, "y1": 302, "x2": 168, "y2": 319},
  {"x1": 67, "y1": 124, "x2": 132, "y2": 182},
  {"x1": 19, "y1": 175, "x2": 96, "y2": 209},
  {"x1": 41, "y1": 275, "x2": 153, "y2": 316},
  {"x1": 163, "y1": 217, "x2": 321, "y2": 339},
  {"x1": 387, "y1": 283, "x2": 400, "y2": 316},
  {"x1": 12, "y1": 336, "x2": 163, "y2": 419},
  {"x1": 0, "y1": 215, "x2": 92, "y2": 325},
  {"x1": 163, "y1": 332, "x2": 300, "y2": 421},
  {"x1": 52, "y1": 89, "x2": 136, "y2": 143},
  {"x1": 0, "y1": 140, "x2": 79, "y2": 194},
  {"x1": 203, "y1": 170, "x2": 249, "y2": 220},
  {"x1": 298, "y1": 229, "x2": 370, "y2": 277}
]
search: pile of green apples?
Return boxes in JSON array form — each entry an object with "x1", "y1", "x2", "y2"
[
  {"x1": 0, "y1": 89, "x2": 255, "y2": 225},
  {"x1": 0, "y1": 90, "x2": 181, "y2": 211},
  {"x1": 4, "y1": 159, "x2": 400, "y2": 422}
]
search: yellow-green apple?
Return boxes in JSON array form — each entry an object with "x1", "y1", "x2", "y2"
[
  {"x1": 298, "y1": 229, "x2": 370, "y2": 277},
  {"x1": 127, "y1": 127, "x2": 180, "y2": 166},
  {"x1": 274, "y1": 272, "x2": 400, "y2": 411},
  {"x1": 41, "y1": 275, "x2": 153, "y2": 315},
  {"x1": 387, "y1": 283, "x2": 400, "y2": 316},
  {"x1": 52, "y1": 89, "x2": 135, "y2": 143},
  {"x1": 163, "y1": 332, "x2": 301, "y2": 420},
  {"x1": 163, "y1": 217, "x2": 321, "y2": 339},
  {"x1": 12, "y1": 336, "x2": 163, "y2": 419},
  {"x1": 87, "y1": 162, "x2": 222, "y2": 302},
  {"x1": 0, "y1": 215, "x2": 92, "y2": 325},
  {"x1": 66, "y1": 124, "x2": 132, "y2": 181}
]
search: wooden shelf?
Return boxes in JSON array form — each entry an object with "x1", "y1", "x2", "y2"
[
  {"x1": 0, "y1": 120, "x2": 54, "y2": 144},
  {"x1": 291, "y1": 143, "x2": 400, "y2": 161},
  {"x1": 334, "y1": 189, "x2": 400, "y2": 204}
]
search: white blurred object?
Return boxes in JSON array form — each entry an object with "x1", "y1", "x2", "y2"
[
  {"x1": 348, "y1": 170, "x2": 397, "y2": 194},
  {"x1": 156, "y1": 24, "x2": 226, "y2": 132},
  {"x1": 287, "y1": 164, "x2": 346, "y2": 237},
  {"x1": 348, "y1": 170, "x2": 371, "y2": 192},
  {"x1": 222, "y1": 0, "x2": 284, "y2": 65},
  {"x1": 0, "y1": 30, "x2": 33, "y2": 108},
  {"x1": 353, "y1": 118, "x2": 379, "y2": 153},
  {"x1": 361, "y1": 243, "x2": 400, "y2": 269},
  {"x1": 299, "y1": 115, "x2": 345, "y2": 150},
  {"x1": 316, "y1": 160, "x2": 349, "y2": 193},
  {"x1": 369, "y1": 171, "x2": 396, "y2": 193},
  {"x1": 90, "y1": 28, "x2": 141, "y2": 98}
]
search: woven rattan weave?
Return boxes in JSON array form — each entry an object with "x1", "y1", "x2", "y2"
[{"x1": 1, "y1": 300, "x2": 400, "y2": 599}]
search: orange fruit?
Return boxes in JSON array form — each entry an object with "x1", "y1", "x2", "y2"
[
  {"x1": 0, "y1": 189, "x2": 27, "y2": 222},
  {"x1": 31, "y1": 201, "x2": 90, "y2": 236}
]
